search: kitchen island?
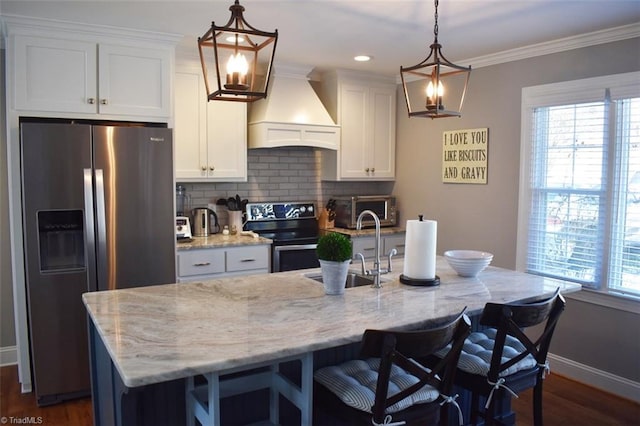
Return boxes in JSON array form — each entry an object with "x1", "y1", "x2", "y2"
[{"x1": 83, "y1": 257, "x2": 580, "y2": 425}]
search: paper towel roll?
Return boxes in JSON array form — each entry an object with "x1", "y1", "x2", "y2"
[{"x1": 403, "y1": 218, "x2": 437, "y2": 279}]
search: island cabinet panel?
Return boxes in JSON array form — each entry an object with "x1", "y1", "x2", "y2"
[
  {"x1": 174, "y1": 67, "x2": 247, "y2": 182},
  {"x1": 12, "y1": 34, "x2": 172, "y2": 119},
  {"x1": 177, "y1": 245, "x2": 270, "y2": 282}
]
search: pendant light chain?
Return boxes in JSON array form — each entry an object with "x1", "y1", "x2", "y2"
[{"x1": 433, "y1": 0, "x2": 439, "y2": 41}]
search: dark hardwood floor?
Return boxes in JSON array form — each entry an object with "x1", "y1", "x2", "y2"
[{"x1": 1, "y1": 364, "x2": 638, "y2": 425}]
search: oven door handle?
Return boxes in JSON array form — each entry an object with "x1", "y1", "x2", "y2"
[
  {"x1": 274, "y1": 244, "x2": 318, "y2": 252},
  {"x1": 273, "y1": 243, "x2": 318, "y2": 273}
]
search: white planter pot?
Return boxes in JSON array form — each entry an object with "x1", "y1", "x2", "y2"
[{"x1": 319, "y1": 259, "x2": 351, "y2": 295}]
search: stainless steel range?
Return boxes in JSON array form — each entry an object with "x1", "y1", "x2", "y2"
[{"x1": 244, "y1": 201, "x2": 320, "y2": 272}]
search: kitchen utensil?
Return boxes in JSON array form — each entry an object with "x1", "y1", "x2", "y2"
[
  {"x1": 192, "y1": 207, "x2": 220, "y2": 236},
  {"x1": 227, "y1": 197, "x2": 237, "y2": 210}
]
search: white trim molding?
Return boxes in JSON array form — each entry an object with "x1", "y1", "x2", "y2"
[
  {"x1": 549, "y1": 353, "x2": 640, "y2": 404},
  {"x1": 461, "y1": 23, "x2": 640, "y2": 69},
  {"x1": 0, "y1": 345, "x2": 17, "y2": 367}
]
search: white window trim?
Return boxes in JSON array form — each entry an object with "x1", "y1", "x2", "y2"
[{"x1": 516, "y1": 71, "x2": 640, "y2": 310}]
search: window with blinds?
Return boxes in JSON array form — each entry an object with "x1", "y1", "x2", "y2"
[{"x1": 520, "y1": 73, "x2": 640, "y2": 298}]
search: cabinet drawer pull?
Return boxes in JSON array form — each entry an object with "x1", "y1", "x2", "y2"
[
  {"x1": 363, "y1": 247, "x2": 375, "y2": 251},
  {"x1": 193, "y1": 262, "x2": 211, "y2": 266},
  {"x1": 240, "y1": 258, "x2": 255, "y2": 262}
]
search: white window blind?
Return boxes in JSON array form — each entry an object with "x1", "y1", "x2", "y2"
[{"x1": 520, "y1": 72, "x2": 640, "y2": 298}]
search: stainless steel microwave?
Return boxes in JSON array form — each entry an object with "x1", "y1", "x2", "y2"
[{"x1": 333, "y1": 195, "x2": 397, "y2": 229}]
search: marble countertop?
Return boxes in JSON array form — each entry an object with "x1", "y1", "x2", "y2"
[
  {"x1": 82, "y1": 257, "x2": 580, "y2": 388},
  {"x1": 325, "y1": 226, "x2": 406, "y2": 237},
  {"x1": 177, "y1": 233, "x2": 272, "y2": 250}
]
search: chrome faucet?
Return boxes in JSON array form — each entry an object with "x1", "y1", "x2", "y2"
[{"x1": 355, "y1": 210, "x2": 397, "y2": 288}]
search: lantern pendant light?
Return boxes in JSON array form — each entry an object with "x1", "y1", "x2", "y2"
[
  {"x1": 198, "y1": 0, "x2": 278, "y2": 102},
  {"x1": 400, "y1": 0, "x2": 471, "y2": 118}
]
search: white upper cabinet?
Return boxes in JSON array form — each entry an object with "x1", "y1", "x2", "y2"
[
  {"x1": 317, "y1": 70, "x2": 396, "y2": 181},
  {"x1": 174, "y1": 67, "x2": 247, "y2": 181},
  {"x1": 97, "y1": 44, "x2": 171, "y2": 117},
  {"x1": 14, "y1": 36, "x2": 98, "y2": 114},
  {"x1": 6, "y1": 17, "x2": 178, "y2": 121}
]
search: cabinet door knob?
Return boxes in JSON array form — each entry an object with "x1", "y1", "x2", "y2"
[
  {"x1": 201, "y1": 166, "x2": 207, "y2": 171},
  {"x1": 87, "y1": 98, "x2": 96, "y2": 104},
  {"x1": 371, "y1": 168, "x2": 375, "y2": 173},
  {"x1": 209, "y1": 166, "x2": 215, "y2": 171},
  {"x1": 100, "y1": 99, "x2": 108, "y2": 105},
  {"x1": 365, "y1": 168, "x2": 370, "y2": 172}
]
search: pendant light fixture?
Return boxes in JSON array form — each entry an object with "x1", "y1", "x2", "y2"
[
  {"x1": 400, "y1": 0, "x2": 471, "y2": 118},
  {"x1": 198, "y1": 0, "x2": 278, "y2": 102}
]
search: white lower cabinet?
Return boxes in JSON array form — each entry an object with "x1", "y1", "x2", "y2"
[
  {"x1": 351, "y1": 233, "x2": 406, "y2": 260},
  {"x1": 177, "y1": 245, "x2": 270, "y2": 282}
]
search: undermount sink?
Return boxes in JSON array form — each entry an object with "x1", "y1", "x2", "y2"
[{"x1": 304, "y1": 272, "x2": 379, "y2": 288}]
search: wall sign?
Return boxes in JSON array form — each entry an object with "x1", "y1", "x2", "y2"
[{"x1": 442, "y1": 128, "x2": 488, "y2": 184}]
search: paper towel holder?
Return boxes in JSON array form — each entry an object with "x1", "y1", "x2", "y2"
[{"x1": 400, "y1": 274, "x2": 440, "y2": 287}]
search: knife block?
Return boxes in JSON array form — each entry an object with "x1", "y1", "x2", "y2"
[{"x1": 318, "y1": 208, "x2": 334, "y2": 229}]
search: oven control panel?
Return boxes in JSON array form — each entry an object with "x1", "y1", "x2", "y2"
[{"x1": 246, "y1": 202, "x2": 316, "y2": 221}]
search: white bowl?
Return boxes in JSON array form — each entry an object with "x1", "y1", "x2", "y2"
[{"x1": 444, "y1": 250, "x2": 493, "y2": 277}]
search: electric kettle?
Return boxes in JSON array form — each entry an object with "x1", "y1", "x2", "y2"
[{"x1": 192, "y1": 208, "x2": 219, "y2": 237}]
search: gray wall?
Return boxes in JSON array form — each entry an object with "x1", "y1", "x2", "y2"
[
  {"x1": 1, "y1": 47, "x2": 17, "y2": 355},
  {"x1": 394, "y1": 37, "x2": 640, "y2": 381}
]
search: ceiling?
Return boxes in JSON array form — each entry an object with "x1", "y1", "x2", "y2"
[{"x1": 2, "y1": 1, "x2": 639, "y2": 76}]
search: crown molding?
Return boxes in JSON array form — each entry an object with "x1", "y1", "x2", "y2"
[
  {"x1": 396, "y1": 23, "x2": 640, "y2": 83},
  {"x1": 461, "y1": 23, "x2": 640, "y2": 69}
]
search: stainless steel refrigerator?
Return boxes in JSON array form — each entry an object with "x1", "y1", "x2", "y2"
[{"x1": 20, "y1": 120, "x2": 176, "y2": 405}]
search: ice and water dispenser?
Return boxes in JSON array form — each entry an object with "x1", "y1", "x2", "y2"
[{"x1": 37, "y1": 210, "x2": 85, "y2": 273}]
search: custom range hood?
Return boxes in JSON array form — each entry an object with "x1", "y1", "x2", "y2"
[{"x1": 248, "y1": 64, "x2": 340, "y2": 149}]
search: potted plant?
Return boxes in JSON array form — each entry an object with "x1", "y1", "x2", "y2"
[{"x1": 316, "y1": 232, "x2": 353, "y2": 295}]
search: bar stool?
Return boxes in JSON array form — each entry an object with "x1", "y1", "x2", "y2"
[
  {"x1": 441, "y1": 289, "x2": 565, "y2": 425},
  {"x1": 314, "y1": 309, "x2": 471, "y2": 426}
]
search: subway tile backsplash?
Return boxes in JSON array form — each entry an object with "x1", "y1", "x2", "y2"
[{"x1": 179, "y1": 147, "x2": 394, "y2": 210}]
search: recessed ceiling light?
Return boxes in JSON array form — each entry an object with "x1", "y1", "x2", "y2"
[{"x1": 354, "y1": 55, "x2": 372, "y2": 62}]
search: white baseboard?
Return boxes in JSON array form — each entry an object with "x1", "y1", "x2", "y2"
[
  {"x1": 549, "y1": 353, "x2": 640, "y2": 403},
  {"x1": 0, "y1": 345, "x2": 18, "y2": 367}
]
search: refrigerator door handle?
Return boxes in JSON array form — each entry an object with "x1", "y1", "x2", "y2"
[
  {"x1": 95, "y1": 169, "x2": 109, "y2": 291},
  {"x1": 83, "y1": 169, "x2": 98, "y2": 292}
]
